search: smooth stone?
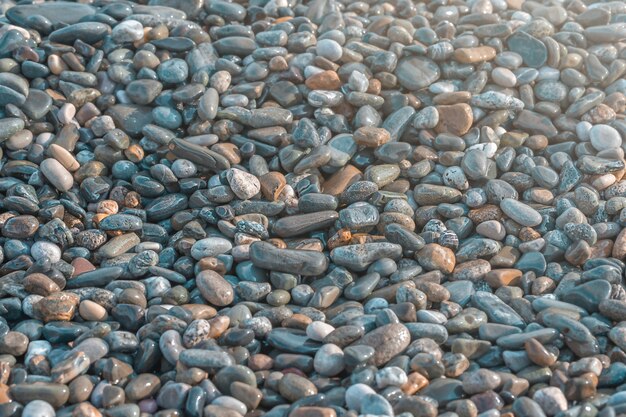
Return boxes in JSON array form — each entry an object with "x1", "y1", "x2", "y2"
[
  {"x1": 126, "y1": 80, "x2": 163, "y2": 105},
  {"x1": 396, "y1": 56, "x2": 440, "y2": 90},
  {"x1": 112, "y1": 20, "x2": 144, "y2": 43},
  {"x1": 213, "y1": 37, "x2": 257, "y2": 57},
  {"x1": 125, "y1": 374, "x2": 161, "y2": 402},
  {"x1": 227, "y1": 168, "x2": 261, "y2": 200},
  {"x1": 0, "y1": 118, "x2": 25, "y2": 142},
  {"x1": 562, "y1": 280, "x2": 611, "y2": 313},
  {"x1": 507, "y1": 31, "x2": 548, "y2": 68},
  {"x1": 196, "y1": 270, "x2": 234, "y2": 307},
  {"x1": 273, "y1": 211, "x2": 339, "y2": 237},
  {"x1": 179, "y1": 349, "x2": 235, "y2": 371},
  {"x1": 331, "y1": 243, "x2": 402, "y2": 271},
  {"x1": 351, "y1": 323, "x2": 410, "y2": 366},
  {"x1": 21, "y1": 89, "x2": 53, "y2": 120},
  {"x1": 249, "y1": 241, "x2": 329, "y2": 276},
  {"x1": 49, "y1": 22, "x2": 111, "y2": 44},
  {"x1": 40, "y1": 159, "x2": 73, "y2": 192},
  {"x1": 31, "y1": 241, "x2": 62, "y2": 263},
  {"x1": 21, "y1": 400, "x2": 55, "y2": 417},
  {"x1": 7, "y1": 2, "x2": 96, "y2": 26},
  {"x1": 267, "y1": 328, "x2": 323, "y2": 354},
  {"x1": 10, "y1": 383, "x2": 70, "y2": 408},
  {"x1": 472, "y1": 291, "x2": 525, "y2": 328},
  {"x1": 106, "y1": 105, "x2": 154, "y2": 137},
  {"x1": 590, "y1": 124, "x2": 622, "y2": 151},
  {"x1": 500, "y1": 198, "x2": 542, "y2": 227},
  {"x1": 191, "y1": 238, "x2": 233, "y2": 260},
  {"x1": 313, "y1": 343, "x2": 344, "y2": 376}
]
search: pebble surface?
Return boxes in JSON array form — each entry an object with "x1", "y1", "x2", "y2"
[{"x1": 0, "y1": 0, "x2": 625, "y2": 416}]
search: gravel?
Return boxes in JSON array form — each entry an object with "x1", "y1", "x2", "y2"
[{"x1": 0, "y1": 0, "x2": 625, "y2": 416}]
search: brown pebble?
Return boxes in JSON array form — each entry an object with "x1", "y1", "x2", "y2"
[
  {"x1": 208, "y1": 316, "x2": 230, "y2": 338},
  {"x1": 248, "y1": 354, "x2": 274, "y2": 371},
  {"x1": 454, "y1": 46, "x2": 497, "y2": 63},
  {"x1": 69, "y1": 375, "x2": 94, "y2": 404},
  {"x1": 305, "y1": 71, "x2": 341, "y2": 90},
  {"x1": 353, "y1": 126, "x2": 392, "y2": 147},
  {"x1": 79, "y1": 300, "x2": 108, "y2": 321},
  {"x1": 24, "y1": 273, "x2": 61, "y2": 296},
  {"x1": 259, "y1": 172, "x2": 287, "y2": 201},
  {"x1": 289, "y1": 407, "x2": 337, "y2": 417},
  {"x1": 71, "y1": 258, "x2": 96, "y2": 277},
  {"x1": 322, "y1": 165, "x2": 362, "y2": 195},
  {"x1": 525, "y1": 338, "x2": 557, "y2": 367},
  {"x1": 72, "y1": 402, "x2": 103, "y2": 417},
  {"x1": 485, "y1": 269, "x2": 522, "y2": 288},
  {"x1": 401, "y1": 372, "x2": 429, "y2": 394},
  {"x1": 230, "y1": 381, "x2": 263, "y2": 410},
  {"x1": 435, "y1": 104, "x2": 473, "y2": 136},
  {"x1": 417, "y1": 244, "x2": 456, "y2": 274},
  {"x1": 35, "y1": 292, "x2": 80, "y2": 322},
  {"x1": 196, "y1": 270, "x2": 234, "y2": 307}
]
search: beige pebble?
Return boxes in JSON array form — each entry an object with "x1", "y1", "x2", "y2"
[
  {"x1": 79, "y1": 300, "x2": 108, "y2": 321},
  {"x1": 40, "y1": 158, "x2": 74, "y2": 192},
  {"x1": 58, "y1": 103, "x2": 77, "y2": 125},
  {"x1": 48, "y1": 144, "x2": 80, "y2": 172}
]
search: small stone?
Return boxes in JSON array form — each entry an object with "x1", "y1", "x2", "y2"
[
  {"x1": 196, "y1": 270, "x2": 234, "y2": 307},
  {"x1": 313, "y1": 343, "x2": 344, "y2": 376},
  {"x1": 112, "y1": 20, "x2": 144, "y2": 43},
  {"x1": 22, "y1": 400, "x2": 55, "y2": 417},
  {"x1": 417, "y1": 244, "x2": 456, "y2": 273},
  {"x1": 227, "y1": 168, "x2": 261, "y2": 200},
  {"x1": 500, "y1": 198, "x2": 542, "y2": 227},
  {"x1": 352, "y1": 323, "x2": 411, "y2": 366},
  {"x1": 40, "y1": 158, "x2": 73, "y2": 192},
  {"x1": 316, "y1": 39, "x2": 342, "y2": 61},
  {"x1": 435, "y1": 104, "x2": 473, "y2": 136},
  {"x1": 278, "y1": 373, "x2": 317, "y2": 402},
  {"x1": 533, "y1": 387, "x2": 568, "y2": 416},
  {"x1": 589, "y1": 124, "x2": 622, "y2": 151}
]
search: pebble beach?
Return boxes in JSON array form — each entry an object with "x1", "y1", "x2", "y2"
[{"x1": 0, "y1": 0, "x2": 626, "y2": 417}]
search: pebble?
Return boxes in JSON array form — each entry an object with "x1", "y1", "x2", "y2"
[
  {"x1": 589, "y1": 124, "x2": 622, "y2": 151},
  {"x1": 196, "y1": 270, "x2": 234, "y2": 307},
  {"x1": 313, "y1": 343, "x2": 344, "y2": 376},
  {"x1": 111, "y1": 20, "x2": 144, "y2": 43},
  {"x1": 227, "y1": 168, "x2": 261, "y2": 200},
  {"x1": 316, "y1": 39, "x2": 343, "y2": 62},
  {"x1": 40, "y1": 158, "x2": 73, "y2": 192},
  {"x1": 21, "y1": 400, "x2": 55, "y2": 417},
  {"x1": 0, "y1": 0, "x2": 623, "y2": 415},
  {"x1": 353, "y1": 323, "x2": 411, "y2": 366},
  {"x1": 500, "y1": 198, "x2": 543, "y2": 227}
]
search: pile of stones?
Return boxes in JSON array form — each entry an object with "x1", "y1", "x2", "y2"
[{"x1": 0, "y1": 0, "x2": 626, "y2": 416}]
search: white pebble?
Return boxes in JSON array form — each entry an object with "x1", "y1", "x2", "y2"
[
  {"x1": 590, "y1": 124, "x2": 622, "y2": 151},
  {"x1": 491, "y1": 67, "x2": 517, "y2": 87},
  {"x1": 533, "y1": 387, "x2": 568, "y2": 416},
  {"x1": 111, "y1": 20, "x2": 144, "y2": 43},
  {"x1": 317, "y1": 38, "x2": 343, "y2": 61},
  {"x1": 31, "y1": 241, "x2": 62, "y2": 263},
  {"x1": 306, "y1": 321, "x2": 335, "y2": 341},
  {"x1": 227, "y1": 168, "x2": 260, "y2": 200},
  {"x1": 576, "y1": 121, "x2": 592, "y2": 141},
  {"x1": 212, "y1": 396, "x2": 247, "y2": 415},
  {"x1": 22, "y1": 400, "x2": 55, "y2": 417},
  {"x1": 314, "y1": 343, "x2": 345, "y2": 376},
  {"x1": 375, "y1": 366, "x2": 408, "y2": 388},
  {"x1": 345, "y1": 383, "x2": 376, "y2": 412},
  {"x1": 58, "y1": 103, "x2": 76, "y2": 124}
]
